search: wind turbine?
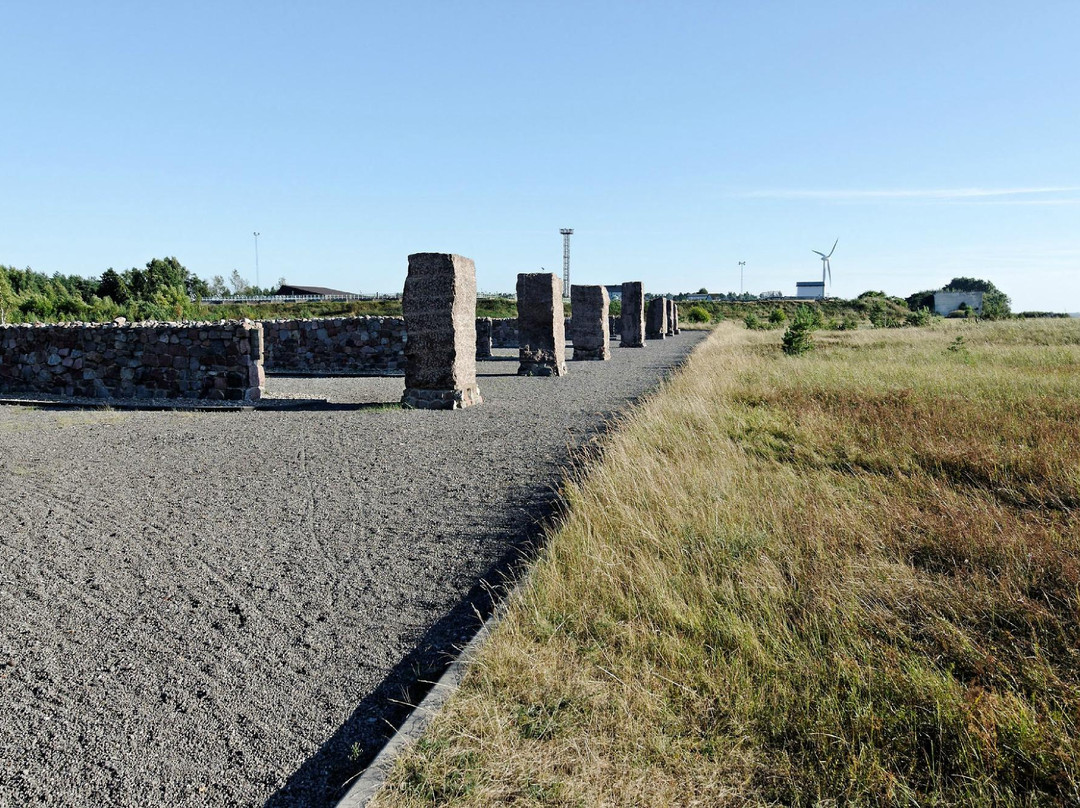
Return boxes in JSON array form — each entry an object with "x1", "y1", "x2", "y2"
[{"x1": 812, "y1": 238, "x2": 838, "y2": 294}]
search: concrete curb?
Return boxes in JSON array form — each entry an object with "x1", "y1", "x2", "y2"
[{"x1": 335, "y1": 603, "x2": 503, "y2": 807}]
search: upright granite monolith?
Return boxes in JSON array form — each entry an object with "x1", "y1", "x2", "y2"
[
  {"x1": 673, "y1": 302, "x2": 681, "y2": 334},
  {"x1": 516, "y1": 272, "x2": 567, "y2": 376},
  {"x1": 665, "y1": 298, "x2": 676, "y2": 336},
  {"x1": 476, "y1": 317, "x2": 493, "y2": 359},
  {"x1": 401, "y1": 253, "x2": 482, "y2": 409},
  {"x1": 570, "y1": 284, "x2": 610, "y2": 361},
  {"x1": 646, "y1": 297, "x2": 668, "y2": 340},
  {"x1": 620, "y1": 281, "x2": 646, "y2": 347}
]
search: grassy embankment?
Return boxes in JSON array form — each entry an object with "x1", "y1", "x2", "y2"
[{"x1": 373, "y1": 318, "x2": 1080, "y2": 806}]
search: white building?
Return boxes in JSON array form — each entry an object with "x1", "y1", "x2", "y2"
[
  {"x1": 933, "y1": 291, "x2": 984, "y2": 316},
  {"x1": 796, "y1": 281, "x2": 825, "y2": 299}
]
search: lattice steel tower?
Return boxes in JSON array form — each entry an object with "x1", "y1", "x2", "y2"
[{"x1": 560, "y1": 228, "x2": 574, "y2": 291}]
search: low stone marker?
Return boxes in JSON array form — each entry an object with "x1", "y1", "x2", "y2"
[
  {"x1": 665, "y1": 299, "x2": 676, "y2": 336},
  {"x1": 517, "y1": 272, "x2": 567, "y2": 376},
  {"x1": 401, "y1": 253, "x2": 482, "y2": 409},
  {"x1": 620, "y1": 282, "x2": 646, "y2": 347},
  {"x1": 475, "y1": 317, "x2": 493, "y2": 359},
  {"x1": 646, "y1": 297, "x2": 668, "y2": 340},
  {"x1": 570, "y1": 284, "x2": 610, "y2": 361}
]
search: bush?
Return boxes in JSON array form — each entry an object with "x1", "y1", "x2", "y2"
[
  {"x1": 835, "y1": 314, "x2": 860, "y2": 331},
  {"x1": 905, "y1": 307, "x2": 933, "y2": 327},
  {"x1": 768, "y1": 307, "x2": 787, "y2": 325},
  {"x1": 793, "y1": 304, "x2": 823, "y2": 330},
  {"x1": 782, "y1": 322, "x2": 814, "y2": 355},
  {"x1": 685, "y1": 305, "x2": 710, "y2": 323},
  {"x1": 743, "y1": 312, "x2": 765, "y2": 330}
]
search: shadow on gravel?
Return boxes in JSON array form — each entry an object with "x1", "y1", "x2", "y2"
[
  {"x1": 262, "y1": 401, "x2": 403, "y2": 412},
  {"x1": 263, "y1": 489, "x2": 564, "y2": 808}
]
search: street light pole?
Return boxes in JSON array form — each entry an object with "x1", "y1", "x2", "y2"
[
  {"x1": 253, "y1": 232, "x2": 261, "y2": 293},
  {"x1": 739, "y1": 261, "x2": 746, "y2": 295}
]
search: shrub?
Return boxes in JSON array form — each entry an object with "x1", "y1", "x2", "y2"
[
  {"x1": 782, "y1": 322, "x2": 814, "y2": 355},
  {"x1": 905, "y1": 307, "x2": 933, "y2": 327},
  {"x1": 835, "y1": 313, "x2": 860, "y2": 331},
  {"x1": 793, "y1": 304, "x2": 823, "y2": 330},
  {"x1": 768, "y1": 307, "x2": 787, "y2": 325},
  {"x1": 743, "y1": 313, "x2": 764, "y2": 330},
  {"x1": 686, "y1": 305, "x2": 710, "y2": 323}
]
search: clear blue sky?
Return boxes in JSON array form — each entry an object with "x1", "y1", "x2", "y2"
[{"x1": 3, "y1": 1, "x2": 1078, "y2": 311}]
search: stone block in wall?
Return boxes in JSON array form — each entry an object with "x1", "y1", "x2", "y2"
[
  {"x1": 401, "y1": 253, "x2": 482, "y2": 409},
  {"x1": 516, "y1": 273, "x2": 567, "y2": 376},
  {"x1": 570, "y1": 284, "x2": 610, "y2": 361},
  {"x1": 620, "y1": 282, "x2": 646, "y2": 348}
]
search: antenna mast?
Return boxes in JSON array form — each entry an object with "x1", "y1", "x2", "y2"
[{"x1": 560, "y1": 228, "x2": 573, "y2": 291}]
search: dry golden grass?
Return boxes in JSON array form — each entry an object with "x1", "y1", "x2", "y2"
[{"x1": 373, "y1": 318, "x2": 1080, "y2": 807}]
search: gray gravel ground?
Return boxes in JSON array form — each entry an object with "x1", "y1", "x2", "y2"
[{"x1": 0, "y1": 332, "x2": 705, "y2": 808}]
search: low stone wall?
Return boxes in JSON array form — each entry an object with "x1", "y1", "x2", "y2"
[
  {"x1": 262, "y1": 316, "x2": 407, "y2": 375},
  {"x1": 489, "y1": 317, "x2": 573, "y2": 348},
  {"x1": 490, "y1": 318, "x2": 518, "y2": 348},
  {"x1": 0, "y1": 321, "x2": 264, "y2": 401}
]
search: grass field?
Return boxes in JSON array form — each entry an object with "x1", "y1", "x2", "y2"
[{"x1": 372, "y1": 319, "x2": 1080, "y2": 807}]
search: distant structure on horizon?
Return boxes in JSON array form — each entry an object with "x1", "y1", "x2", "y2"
[
  {"x1": 796, "y1": 281, "x2": 825, "y2": 299},
  {"x1": 798, "y1": 238, "x2": 838, "y2": 299},
  {"x1": 275, "y1": 284, "x2": 356, "y2": 297},
  {"x1": 560, "y1": 228, "x2": 574, "y2": 292},
  {"x1": 933, "y1": 290, "x2": 984, "y2": 316}
]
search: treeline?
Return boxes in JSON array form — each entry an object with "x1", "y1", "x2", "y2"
[
  {"x1": 680, "y1": 278, "x2": 1016, "y2": 327},
  {"x1": 0, "y1": 258, "x2": 532, "y2": 324},
  {"x1": 0, "y1": 259, "x2": 289, "y2": 324}
]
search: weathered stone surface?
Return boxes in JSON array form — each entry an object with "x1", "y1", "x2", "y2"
[
  {"x1": 665, "y1": 299, "x2": 676, "y2": 336},
  {"x1": 0, "y1": 321, "x2": 264, "y2": 401},
  {"x1": 263, "y1": 316, "x2": 407, "y2": 375},
  {"x1": 475, "y1": 317, "x2": 493, "y2": 359},
  {"x1": 609, "y1": 315, "x2": 621, "y2": 337},
  {"x1": 620, "y1": 282, "x2": 646, "y2": 347},
  {"x1": 516, "y1": 273, "x2": 567, "y2": 376},
  {"x1": 646, "y1": 297, "x2": 668, "y2": 340},
  {"x1": 401, "y1": 253, "x2": 482, "y2": 409},
  {"x1": 570, "y1": 285, "x2": 610, "y2": 361},
  {"x1": 490, "y1": 318, "x2": 518, "y2": 348},
  {"x1": 673, "y1": 302, "x2": 681, "y2": 334}
]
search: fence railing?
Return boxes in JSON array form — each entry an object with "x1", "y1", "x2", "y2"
[{"x1": 197, "y1": 294, "x2": 400, "y2": 304}]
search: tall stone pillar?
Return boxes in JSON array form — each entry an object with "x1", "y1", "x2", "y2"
[
  {"x1": 570, "y1": 284, "x2": 610, "y2": 361},
  {"x1": 476, "y1": 317, "x2": 493, "y2": 359},
  {"x1": 620, "y1": 282, "x2": 646, "y2": 347},
  {"x1": 665, "y1": 299, "x2": 676, "y2": 336},
  {"x1": 516, "y1": 272, "x2": 567, "y2": 376},
  {"x1": 646, "y1": 297, "x2": 668, "y2": 340},
  {"x1": 401, "y1": 253, "x2": 482, "y2": 409},
  {"x1": 673, "y1": 303, "x2": 680, "y2": 334}
]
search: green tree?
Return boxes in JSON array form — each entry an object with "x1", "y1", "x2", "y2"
[
  {"x1": 0, "y1": 268, "x2": 16, "y2": 324},
  {"x1": 98, "y1": 268, "x2": 131, "y2": 304}
]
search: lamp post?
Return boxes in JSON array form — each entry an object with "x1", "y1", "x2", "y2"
[
  {"x1": 738, "y1": 261, "x2": 746, "y2": 296},
  {"x1": 253, "y1": 232, "x2": 261, "y2": 294}
]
